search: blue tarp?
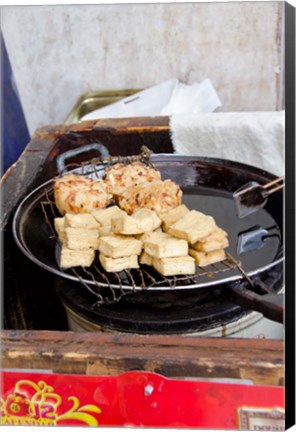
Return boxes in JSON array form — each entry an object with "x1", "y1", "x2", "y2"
[{"x1": 1, "y1": 32, "x2": 30, "y2": 174}]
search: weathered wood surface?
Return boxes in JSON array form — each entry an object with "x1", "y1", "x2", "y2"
[
  {"x1": 33, "y1": 116, "x2": 170, "y2": 140},
  {"x1": 1, "y1": 138, "x2": 56, "y2": 230},
  {"x1": 1, "y1": 330, "x2": 284, "y2": 386}
]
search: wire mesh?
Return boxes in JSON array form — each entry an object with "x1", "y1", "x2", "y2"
[{"x1": 41, "y1": 148, "x2": 241, "y2": 306}]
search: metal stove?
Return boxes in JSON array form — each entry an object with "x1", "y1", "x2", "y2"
[{"x1": 2, "y1": 117, "x2": 284, "y2": 342}]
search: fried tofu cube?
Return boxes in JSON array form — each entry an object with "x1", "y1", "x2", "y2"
[
  {"x1": 189, "y1": 248, "x2": 226, "y2": 267},
  {"x1": 152, "y1": 255, "x2": 195, "y2": 276},
  {"x1": 92, "y1": 206, "x2": 125, "y2": 228},
  {"x1": 99, "y1": 254, "x2": 139, "y2": 272},
  {"x1": 98, "y1": 225, "x2": 112, "y2": 236},
  {"x1": 98, "y1": 235, "x2": 142, "y2": 258},
  {"x1": 60, "y1": 247, "x2": 95, "y2": 269},
  {"x1": 111, "y1": 209, "x2": 161, "y2": 236},
  {"x1": 111, "y1": 214, "x2": 143, "y2": 235},
  {"x1": 137, "y1": 229, "x2": 169, "y2": 242},
  {"x1": 132, "y1": 208, "x2": 162, "y2": 232},
  {"x1": 144, "y1": 236, "x2": 188, "y2": 259},
  {"x1": 192, "y1": 227, "x2": 229, "y2": 252},
  {"x1": 158, "y1": 204, "x2": 190, "y2": 231},
  {"x1": 139, "y1": 251, "x2": 154, "y2": 266},
  {"x1": 64, "y1": 213, "x2": 100, "y2": 229},
  {"x1": 65, "y1": 227, "x2": 100, "y2": 250},
  {"x1": 54, "y1": 217, "x2": 66, "y2": 242},
  {"x1": 168, "y1": 210, "x2": 217, "y2": 244}
]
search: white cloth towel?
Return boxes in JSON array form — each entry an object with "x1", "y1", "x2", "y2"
[{"x1": 169, "y1": 111, "x2": 285, "y2": 176}]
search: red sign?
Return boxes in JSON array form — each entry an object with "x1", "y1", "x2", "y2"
[{"x1": 0, "y1": 371, "x2": 285, "y2": 429}]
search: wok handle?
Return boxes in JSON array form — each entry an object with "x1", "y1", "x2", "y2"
[
  {"x1": 56, "y1": 143, "x2": 110, "y2": 173},
  {"x1": 230, "y1": 283, "x2": 284, "y2": 324}
]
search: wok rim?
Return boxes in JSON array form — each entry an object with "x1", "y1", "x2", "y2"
[{"x1": 12, "y1": 154, "x2": 284, "y2": 291}]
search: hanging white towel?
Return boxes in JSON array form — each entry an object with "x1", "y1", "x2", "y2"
[{"x1": 169, "y1": 111, "x2": 285, "y2": 176}]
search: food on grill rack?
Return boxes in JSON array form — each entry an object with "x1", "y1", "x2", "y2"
[
  {"x1": 60, "y1": 247, "x2": 95, "y2": 269},
  {"x1": 54, "y1": 173, "x2": 113, "y2": 215},
  {"x1": 189, "y1": 248, "x2": 226, "y2": 267},
  {"x1": 98, "y1": 225, "x2": 112, "y2": 236},
  {"x1": 132, "y1": 209, "x2": 162, "y2": 232},
  {"x1": 53, "y1": 160, "x2": 230, "y2": 274},
  {"x1": 98, "y1": 235, "x2": 143, "y2": 272},
  {"x1": 99, "y1": 254, "x2": 139, "y2": 272},
  {"x1": 191, "y1": 226, "x2": 229, "y2": 253},
  {"x1": 143, "y1": 236, "x2": 188, "y2": 259},
  {"x1": 141, "y1": 231, "x2": 195, "y2": 275},
  {"x1": 64, "y1": 213, "x2": 100, "y2": 229},
  {"x1": 139, "y1": 250, "x2": 154, "y2": 266},
  {"x1": 90, "y1": 206, "x2": 126, "y2": 237},
  {"x1": 98, "y1": 235, "x2": 142, "y2": 259},
  {"x1": 137, "y1": 229, "x2": 169, "y2": 242},
  {"x1": 54, "y1": 217, "x2": 66, "y2": 242},
  {"x1": 111, "y1": 209, "x2": 162, "y2": 235},
  {"x1": 158, "y1": 204, "x2": 190, "y2": 232},
  {"x1": 91, "y1": 205, "x2": 125, "y2": 227},
  {"x1": 65, "y1": 227, "x2": 100, "y2": 250},
  {"x1": 152, "y1": 255, "x2": 196, "y2": 276},
  {"x1": 117, "y1": 180, "x2": 182, "y2": 215},
  {"x1": 168, "y1": 210, "x2": 217, "y2": 244},
  {"x1": 103, "y1": 161, "x2": 161, "y2": 196},
  {"x1": 111, "y1": 214, "x2": 144, "y2": 235}
]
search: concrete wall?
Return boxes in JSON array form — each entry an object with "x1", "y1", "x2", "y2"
[{"x1": 1, "y1": 2, "x2": 284, "y2": 135}]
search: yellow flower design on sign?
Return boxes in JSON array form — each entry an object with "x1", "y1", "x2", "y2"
[{"x1": 1, "y1": 379, "x2": 102, "y2": 427}]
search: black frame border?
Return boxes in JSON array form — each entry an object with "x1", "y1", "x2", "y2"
[{"x1": 284, "y1": 1, "x2": 295, "y2": 429}]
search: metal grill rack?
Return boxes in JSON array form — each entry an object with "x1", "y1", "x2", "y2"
[{"x1": 41, "y1": 149, "x2": 242, "y2": 307}]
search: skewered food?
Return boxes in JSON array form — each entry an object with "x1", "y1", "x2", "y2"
[{"x1": 54, "y1": 173, "x2": 113, "y2": 215}]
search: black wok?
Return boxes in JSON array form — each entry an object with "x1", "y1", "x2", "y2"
[{"x1": 12, "y1": 151, "x2": 284, "y2": 323}]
